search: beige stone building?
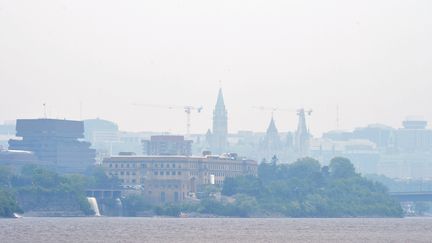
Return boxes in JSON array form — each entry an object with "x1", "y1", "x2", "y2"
[{"x1": 102, "y1": 154, "x2": 257, "y2": 203}]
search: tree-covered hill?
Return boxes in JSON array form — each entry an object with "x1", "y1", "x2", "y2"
[{"x1": 219, "y1": 157, "x2": 403, "y2": 217}]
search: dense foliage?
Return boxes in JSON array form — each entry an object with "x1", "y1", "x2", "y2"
[
  {"x1": 217, "y1": 157, "x2": 403, "y2": 218},
  {"x1": 0, "y1": 165, "x2": 120, "y2": 217}
]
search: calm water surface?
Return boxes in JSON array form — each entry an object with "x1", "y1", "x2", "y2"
[{"x1": 1, "y1": 217, "x2": 432, "y2": 243}]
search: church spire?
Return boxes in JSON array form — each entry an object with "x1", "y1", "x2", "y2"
[
  {"x1": 262, "y1": 116, "x2": 281, "y2": 151},
  {"x1": 210, "y1": 88, "x2": 228, "y2": 154},
  {"x1": 266, "y1": 116, "x2": 278, "y2": 135},
  {"x1": 215, "y1": 88, "x2": 226, "y2": 111},
  {"x1": 295, "y1": 109, "x2": 312, "y2": 156}
]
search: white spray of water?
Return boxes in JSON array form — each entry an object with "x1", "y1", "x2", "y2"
[{"x1": 87, "y1": 197, "x2": 101, "y2": 216}]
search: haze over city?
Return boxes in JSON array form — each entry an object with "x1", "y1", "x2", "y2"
[{"x1": 1, "y1": 0, "x2": 431, "y2": 135}]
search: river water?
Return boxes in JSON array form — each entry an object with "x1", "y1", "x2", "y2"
[{"x1": 0, "y1": 217, "x2": 431, "y2": 242}]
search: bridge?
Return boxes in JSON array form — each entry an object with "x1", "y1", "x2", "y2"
[
  {"x1": 389, "y1": 191, "x2": 432, "y2": 202},
  {"x1": 85, "y1": 189, "x2": 122, "y2": 200}
]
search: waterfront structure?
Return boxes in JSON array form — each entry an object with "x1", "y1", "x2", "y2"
[
  {"x1": 8, "y1": 119, "x2": 96, "y2": 173},
  {"x1": 206, "y1": 89, "x2": 228, "y2": 154},
  {"x1": 102, "y1": 154, "x2": 257, "y2": 203},
  {"x1": 142, "y1": 135, "x2": 193, "y2": 156}
]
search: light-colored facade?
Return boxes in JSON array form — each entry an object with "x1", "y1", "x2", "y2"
[{"x1": 102, "y1": 155, "x2": 257, "y2": 203}]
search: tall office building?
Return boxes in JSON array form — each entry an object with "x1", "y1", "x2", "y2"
[{"x1": 8, "y1": 119, "x2": 96, "y2": 173}]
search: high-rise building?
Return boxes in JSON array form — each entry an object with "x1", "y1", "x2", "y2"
[
  {"x1": 207, "y1": 89, "x2": 228, "y2": 154},
  {"x1": 8, "y1": 119, "x2": 96, "y2": 173}
]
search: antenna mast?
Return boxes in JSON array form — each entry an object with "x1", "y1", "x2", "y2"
[{"x1": 43, "y1": 103, "x2": 47, "y2": 118}]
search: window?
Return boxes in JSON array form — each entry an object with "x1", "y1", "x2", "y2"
[
  {"x1": 178, "y1": 171, "x2": 181, "y2": 175},
  {"x1": 120, "y1": 172, "x2": 124, "y2": 175},
  {"x1": 109, "y1": 164, "x2": 112, "y2": 168},
  {"x1": 126, "y1": 172, "x2": 130, "y2": 175},
  {"x1": 172, "y1": 164, "x2": 176, "y2": 168},
  {"x1": 160, "y1": 192, "x2": 166, "y2": 202},
  {"x1": 115, "y1": 164, "x2": 118, "y2": 168},
  {"x1": 132, "y1": 179, "x2": 136, "y2": 183},
  {"x1": 166, "y1": 171, "x2": 170, "y2": 176},
  {"x1": 160, "y1": 171, "x2": 164, "y2": 176},
  {"x1": 167, "y1": 164, "x2": 170, "y2": 168},
  {"x1": 154, "y1": 171, "x2": 158, "y2": 175},
  {"x1": 161, "y1": 164, "x2": 164, "y2": 168}
]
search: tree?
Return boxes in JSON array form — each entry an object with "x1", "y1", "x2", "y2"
[
  {"x1": 0, "y1": 166, "x2": 12, "y2": 187},
  {"x1": 0, "y1": 189, "x2": 22, "y2": 217},
  {"x1": 329, "y1": 157, "x2": 356, "y2": 179},
  {"x1": 284, "y1": 157, "x2": 321, "y2": 179}
]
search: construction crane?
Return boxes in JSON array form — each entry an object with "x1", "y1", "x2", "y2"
[{"x1": 132, "y1": 103, "x2": 203, "y2": 137}]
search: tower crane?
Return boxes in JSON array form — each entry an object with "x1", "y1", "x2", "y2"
[{"x1": 132, "y1": 103, "x2": 203, "y2": 137}]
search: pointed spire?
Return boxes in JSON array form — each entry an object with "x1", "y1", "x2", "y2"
[
  {"x1": 263, "y1": 116, "x2": 281, "y2": 151},
  {"x1": 215, "y1": 88, "x2": 225, "y2": 110},
  {"x1": 266, "y1": 116, "x2": 279, "y2": 135}
]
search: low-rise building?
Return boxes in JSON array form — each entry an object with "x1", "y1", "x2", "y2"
[{"x1": 102, "y1": 154, "x2": 257, "y2": 203}]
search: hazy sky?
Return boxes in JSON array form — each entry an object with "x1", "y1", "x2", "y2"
[{"x1": 1, "y1": 0, "x2": 431, "y2": 136}]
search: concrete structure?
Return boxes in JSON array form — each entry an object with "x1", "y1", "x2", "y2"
[
  {"x1": 8, "y1": 119, "x2": 96, "y2": 173},
  {"x1": 390, "y1": 191, "x2": 432, "y2": 202},
  {"x1": 142, "y1": 135, "x2": 192, "y2": 156},
  {"x1": 102, "y1": 154, "x2": 257, "y2": 203},
  {"x1": 395, "y1": 119, "x2": 432, "y2": 152},
  {"x1": 206, "y1": 89, "x2": 228, "y2": 154}
]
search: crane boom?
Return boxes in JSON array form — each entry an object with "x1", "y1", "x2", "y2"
[{"x1": 132, "y1": 103, "x2": 203, "y2": 137}]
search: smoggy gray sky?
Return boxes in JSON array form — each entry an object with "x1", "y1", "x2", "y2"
[{"x1": 1, "y1": 0, "x2": 431, "y2": 135}]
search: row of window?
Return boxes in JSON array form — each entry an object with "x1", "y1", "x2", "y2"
[
  {"x1": 110, "y1": 171, "x2": 137, "y2": 176},
  {"x1": 153, "y1": 171, "x2": 182, "y2": 176},
  {"x1": 153, "y1": 163, "x2": 181, "y2": 169},
  {"x1": 121, "y1": 179, "x2": 137, "y2": 184},
  {"x1": 109, "y1": 163, "x2": 137, "y2": 168},
  {"x1": 149, "y1": 184, "x2": 180, "y2": 189}
]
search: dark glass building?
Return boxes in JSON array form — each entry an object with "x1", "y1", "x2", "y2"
[{"x1": 8, "y1": 119, "x2": 96, "y2": 173}]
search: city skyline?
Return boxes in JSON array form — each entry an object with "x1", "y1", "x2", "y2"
[{"x1": 0, "y1": 86, "x2": 429, "y2": 137}]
